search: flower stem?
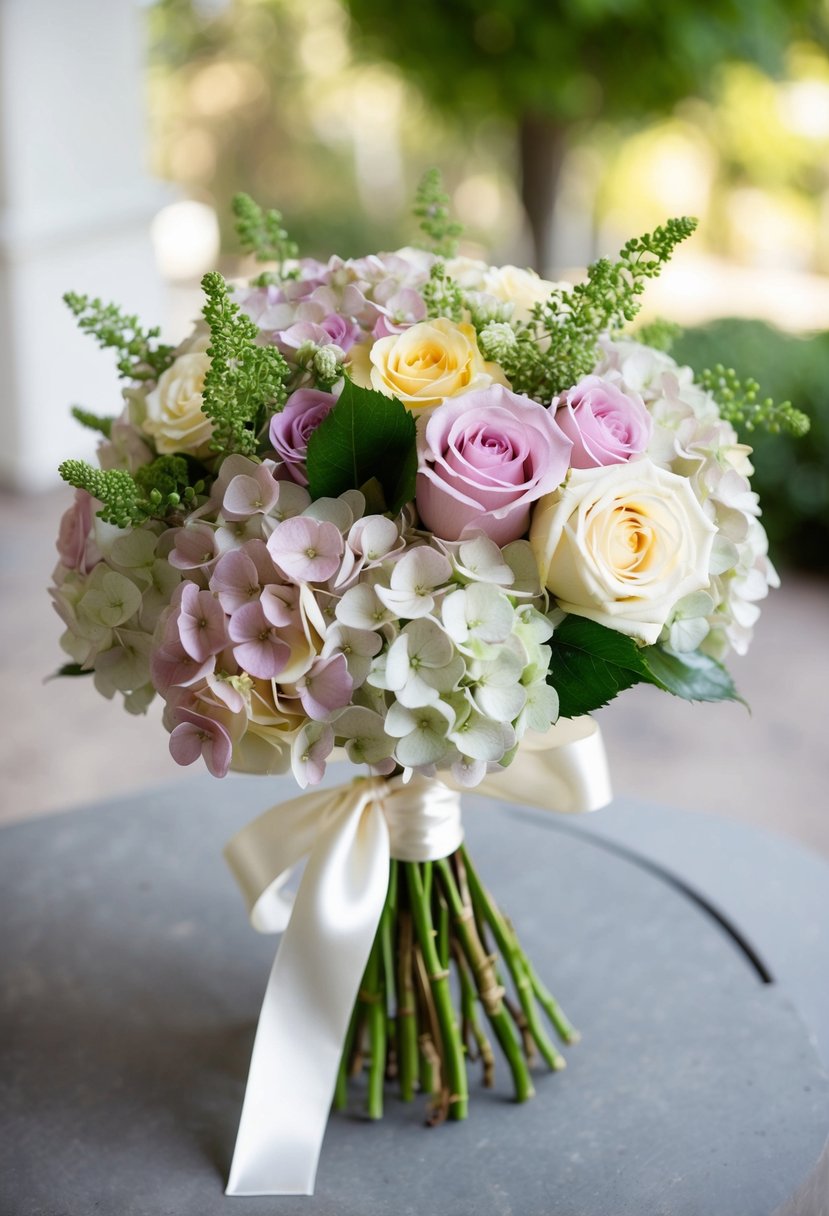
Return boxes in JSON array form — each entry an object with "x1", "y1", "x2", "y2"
[
  {"x1": 433, "y1": 857, "x2": 534, "y2": 1103},
  {"x1": 405, "y1": 862, "x2": 469, "y2": 1122},
  {"x1": 521, "y1": 943, "x2": 581, "y2": 1045},
  {"x1": 412, "y1": 943, "x2": 442, "y2": 1115},
  {"x1": 452, "y1": 939, "x2": 495, "y2": 1087},
  {"x1": 381, "y1": 862, "x2": 398, "y2": 1080},
  {"x1": 460, "y1": 846, "x2": 567, "y2": 1071},
  {"x1": 363, "y1": 931, "x2": 385, "y2": 1119},
  {"x1": 334, "y1": 1006, "x2": 357, "y2": 1111},
  {"x1": 396, "y1": 908, "x2": 418, "y2": 1102}
]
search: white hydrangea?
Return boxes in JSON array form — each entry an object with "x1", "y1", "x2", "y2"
[{"x1": 595, "y1": 337, "x2": 778, "y2": 658}]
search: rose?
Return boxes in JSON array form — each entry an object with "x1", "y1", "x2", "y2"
[
  {"x1": 142, "y1": 350, "x2": 213, "y2": 457},
  {"x1": 555, "y1": 375, "x2": 652, "y2": 469},
  {"x1": 481, "y1": 264, "x2": 567, "y2": 324},
  {"x1": 530, "y1": 459, "x2": 717, "y2": 645},
  {"x1": 269, "y1": 388, "x2": 337, "y2": 484},
  {"x1": 366, "y1": 318, "x2": 506, "y2": 411},
  {"x1": 416, "y1": 385, "x2": 573, "y2": 546}
]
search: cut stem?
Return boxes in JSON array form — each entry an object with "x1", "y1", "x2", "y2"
[
  {"x1": 396, "y1": 908, "x2": 418, "y2": 1102},
  {"x1": 433, "y1": 857, "x2": 534, "y2": 1103},
  {"x1": 363, "y1": 932, "x2": 386, "y2": 1119},
  {"x1": 452, "y1": 939, "x2": 495, "y2": 1087},
  {"x1": 460, "y1": 846, "x2": 568, "y2": 1070},
  {"x1": 406, "y1": 862, "x2": 468, "y2": 1121}
]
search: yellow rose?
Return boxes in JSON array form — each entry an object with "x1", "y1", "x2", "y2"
[
  {"x1": 366, "y1": 318, "x2": 507, "y2": 410},
  {"x1": 142, "y1": 351, "x2": 214, "y2": 457},
  {"x1": 530, "y1": 459, "x2": 716, "y2": 645}
]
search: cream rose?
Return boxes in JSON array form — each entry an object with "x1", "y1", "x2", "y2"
[
  {"x1": 366, "y1": 318, "x2": 507, "y2": 411},
  {"x1": 482, "y1": 265, "x2": 566, "y2": 324},
  {"x1": 530, "y1": 459, "x2": 717, "y2": 645},
  {"x1": 142, "y1": 350, "x2": 214, "y2": 457}
]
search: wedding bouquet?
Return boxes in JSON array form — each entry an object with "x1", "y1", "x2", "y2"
[{"x1": 50, "y1": 173, "x2": 807, "y2": 1195}]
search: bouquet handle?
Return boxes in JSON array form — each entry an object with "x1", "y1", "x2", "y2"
[{"x1": 224, "y1": 718, "x2": 611, "y2": 1197}]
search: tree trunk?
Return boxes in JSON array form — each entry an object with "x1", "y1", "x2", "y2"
[{"x1": 519, "y1": 114, "x2": 569, "y2": 275}]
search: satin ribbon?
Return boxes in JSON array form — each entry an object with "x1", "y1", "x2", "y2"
[{"x1": 224, "y1": 716, "x2": 611, "y2": 1197}]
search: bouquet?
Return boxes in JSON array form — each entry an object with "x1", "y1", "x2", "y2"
[{"x1": 50, "y1": 172, "x2": 807, "y2": 1195}]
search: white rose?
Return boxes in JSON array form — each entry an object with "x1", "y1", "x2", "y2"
[
  {"x1": 482, "y1": 265, "x2": 566, "y2": 324},
  {"x1": 530, "y1": 459, "x2": 717, "y2": 645},
  {"x1": 142, "y1": 350, "x2": 213, "y2": 457},
  {"x1": 444, "y1": 255, "x2": 490, "y2": 291}
]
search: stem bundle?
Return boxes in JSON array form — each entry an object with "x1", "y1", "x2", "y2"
[{"x1": 338, "y1": 848, "x2": 577, "y2": 1123}]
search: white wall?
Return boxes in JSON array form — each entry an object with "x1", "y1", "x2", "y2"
[{"x1": 0, "y1": 0, "x2": 168, "y2": 488}]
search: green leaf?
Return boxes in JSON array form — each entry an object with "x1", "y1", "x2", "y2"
[
  {"x1": 547, "y1": 615, "x2": 654, "y2": 717},
  {"x1": 50, "y1": 663, "x2": 93, "y2": 679},
  {"x1": 640, "y1": 645, "x2": 746, "y2": 707},
  {"x1": 305, "y1": 379, "x2": 417, "y2": 514},
  {"x1": 548, "y1": 614, "x2": 745, "y2": 718}
]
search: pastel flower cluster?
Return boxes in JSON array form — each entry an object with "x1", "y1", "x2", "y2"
[
  {"x1": 591, "y1": 337, "x2": 778, "y2": 656},
  {"x1": 52, "y1": 222, "x2": 780, "y2": 787}
]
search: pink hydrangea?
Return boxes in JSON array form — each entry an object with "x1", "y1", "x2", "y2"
[{"x1": 56, "y1": 490, "x2": 101, "y2": 575}]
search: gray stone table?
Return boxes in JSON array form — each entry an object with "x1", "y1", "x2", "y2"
[{"x1": 2, "y1": 775, "x2": 828, "y2": 1216}]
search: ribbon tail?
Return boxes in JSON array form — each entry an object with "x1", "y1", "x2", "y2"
[
  {"x1": 474, "y1": 717, "x2": 612, "y2": 815},
  {"x1": 226, "y1": 794, "x2": 390, "y2": 1196}
]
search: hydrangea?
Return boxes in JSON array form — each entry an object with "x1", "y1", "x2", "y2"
[
  {"x1": 53, "y1": 207, "x2": 790, "y2": 786},
  {"x1": 594, "y1": 337, "x2": 778, "y2": 656}
]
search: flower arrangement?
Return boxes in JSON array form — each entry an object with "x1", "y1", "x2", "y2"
[{"x1": 50, "y1": 172, "x2": 807, "y2": 1194}]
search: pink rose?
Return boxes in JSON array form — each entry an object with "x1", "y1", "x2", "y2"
[
  {"x1": 555, "y1": 375, "x2": 652, "y2": 469},
  {"x1": 269, "y1": 389, "x2": 337, "y2": 485},
  {"x1": 56, "y1": 489, "x2": 101, "y2": 574},
  {"x1": 416, "y1": 385, "x2": 572, "y2": 545}
]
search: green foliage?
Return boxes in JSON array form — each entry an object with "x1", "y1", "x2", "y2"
[
  {"x1": 58, "y1": 462, "x2": 142, "y2": 528},
  {"x1": 635, "y1": 319, "x2": 682, "y2": 353},
  {"x1": 306, "y1": 378, "x2": 417, "y2": 514},
  {"x1": 70, "y1": 406, "x2": 114, "y2": 439},
  {"x1": 549, "y1": 615, "x2": 742, "y2": 718},
  {"x1": 343, "y1": 0, "x2": 820, "y2": 127},
  {"x1": 200, "y1": 271, "x2": 291, "y2": 458},
  {"x1": 503, "y1": 217, "x2": 697, "y2": 400},
  {"x1": 643, "y1": 645, "x2": 746, "y2": 706},
  {"x1": 63, "y1": 293, "x2": 175, "y2": 382},
  {"x1": 674, "y1": 318, "x2": 829, "y2": 571},
  {"x1": 59, "y1": 456, "x2": 204, "y2": 527},
  {"x1": 549, "y1": 616, "x2": 650, "y2": 715},
  {"x1": 698, "y1": 364, "x2": 809, "y2": 437},
  {"x1": 413, "y1": 169, "x2": 463, "y2": 258},
  {"x1": 50, "y1": 663, "x2": 94, "y2": 679},
  {"x1": 232, "y1": 192, "x2": 299, "y2": 282},
  {"x1": 133, "y1": 455, "x2": 205, "y2": 511},
  {"x1": 423, "y1": 263, "x2": 464, "y2": 322}
]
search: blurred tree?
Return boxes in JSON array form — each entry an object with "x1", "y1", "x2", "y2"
[
  {"x1": 147, "y1": 0, "x2": 427, "y2": 259},
  {"x1": 342, "y1": 0, "x2": 825, "y2": 272}
]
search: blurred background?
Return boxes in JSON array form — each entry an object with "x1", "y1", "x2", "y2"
[{"x1": 1, "y1": 0, "x2": 827, "y2": 851}]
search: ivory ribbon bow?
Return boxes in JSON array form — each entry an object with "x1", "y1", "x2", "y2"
[{"x1": 224, "y1": 716, "x2": 611, "y2": 1197}]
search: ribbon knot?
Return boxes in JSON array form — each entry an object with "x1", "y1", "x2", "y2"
[{"x1": 223, "y1": 717, "x2": 612, "y2": 1197}]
